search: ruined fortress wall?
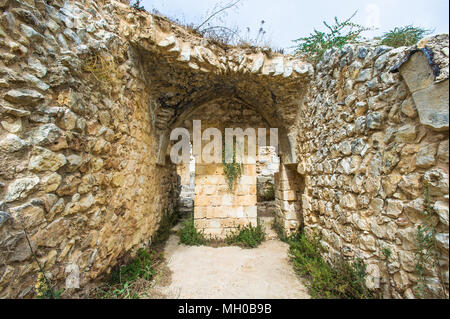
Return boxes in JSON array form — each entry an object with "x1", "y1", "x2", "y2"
[
  {"x1": 0, "y1": 0, "x2": 448, "y2": 299},
  {"x1": 295, "y1": 37, "x2": 449, "y2": 298},
  {"x1": 0, "y1": 0, "x2": 177, "y2": 297}
]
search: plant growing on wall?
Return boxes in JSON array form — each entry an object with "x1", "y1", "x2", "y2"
[
  {"x1": 288, "y1": 230, "x2": 374, "y2": 299},
  {"x1": 381, "y1": 247, "x2": 392, "y2": 297},
  {"x1": 82, "y1": 53, "x2": 119, "y2": 92},
  {"x1": 222, "y1": 141, "x2": 243, "y2": 191},
  {"x1": 380, "y1": 25, "x2": 432, "y2": 48},
  {"x1": 414, "y1": 184, "x2": 448, "y2": 299},
  {"x1": 293, "y1": 11, "x2": 371, "y2": 63}
]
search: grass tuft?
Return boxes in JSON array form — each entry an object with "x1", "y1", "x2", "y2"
[
  {"x1": 380, "y1": 25, "x2": 432, "y2": 48},
  {"x1": 178, "y1": 216, "x2": 206, "y2": 246},
  {"x1": 272, "y1": 218, "x2": 288, "y2": 243},
  {"x1": 293, "y1": 11, "x2": 371, "y2": 63},
  {"x1": 94, "y1": 248, "x2": 164, "y2": 299},
  {"x1": 225, "y1": 221, "x2": 265, "y2": 248}
]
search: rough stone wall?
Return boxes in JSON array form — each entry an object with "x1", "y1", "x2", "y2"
[
  {"x1": 0, "y1": 0, "x2": 312, "y2": 298},
  {"x1": 294, "y1": 39, "x2": 449, "y2": 298},
  {"x1": 0, "y1": 0, "x2": 177, "y2": 298}
]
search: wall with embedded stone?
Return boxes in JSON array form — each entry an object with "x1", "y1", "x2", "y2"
[
  {"x1": 294, "y1": 35, "x2": 449, "y2": 298},
  {"x1": 0, "y1": 0, "x2": 313, "y2": 298},
  {"x1": 0, "y1": 0, "x2": 179, "y2": 298}
]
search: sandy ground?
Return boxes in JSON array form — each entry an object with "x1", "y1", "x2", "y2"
[{"x1": 151, "y1": 218, "x2": 310, "y2": 299}]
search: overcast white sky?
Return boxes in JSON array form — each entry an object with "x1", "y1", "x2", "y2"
[{"x1": 140, "y1": 0, "x2": 449, "y2": 52}]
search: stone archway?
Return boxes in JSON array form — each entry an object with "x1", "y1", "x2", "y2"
[{"x1": 120, "y1": 19, "x2": 314, "y2": 236}]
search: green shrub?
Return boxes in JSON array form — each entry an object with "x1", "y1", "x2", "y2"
[
  {"x1": 288, "y1": 231, "x2": 374, "y2": 299},
  {"x1": 110, "y1": 248, "x2": 156, "y2": 284},
  {"x1": 380, "y1": 25, "x2": 432, "y2": 48},
  {"x1": 35, "y1": 272, "x2": 64, "y2": 299},
  {"x1": 293, "y1": 11, "x2": 371, "y2": 63},
  {"x1": 94, "y1": 209, "x2": 179, "y2": 299},
  {"x1": 152, "y1": 209, "x2": 181, "y2": 245},
  {"x1": 179, "y1": 217, "x2": 206, "y2": 246},
  {"x1": 414, "y1": 184, "x2": 448, "y2": 299},
  {"x1": 225, "y1": 222, "x2": 266, "y2": 248},
  {"x1": 222, "y1": 143, "x2": 242, "y2": 191},
  {"x1": 95, "y1": 248, "x2": 161, "y2": 299}
]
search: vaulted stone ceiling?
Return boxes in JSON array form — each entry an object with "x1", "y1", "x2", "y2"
[{"x1": 114, "y1": 7, "x2": 314, "y2": 131}]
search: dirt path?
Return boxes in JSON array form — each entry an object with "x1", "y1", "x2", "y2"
[{"x1": 151, "y1": 220, "x2": 310, "y2": 299}]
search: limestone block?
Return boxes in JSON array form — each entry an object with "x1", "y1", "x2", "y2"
[
  {"x1": 399, "y1": 52, "x2": 436, "y2": 93},
  {"x1": 4, "y1": 175, "x2": 40, "y2": 203},
  {"x1": 412, "y1": 80, "x2": 449, "y2": 131},
  {"x1": 4, "y1": 89, "x2": 44, "y2": 106},
  {"x1": 434, "y1": 201, "x2": 449, "y2": 226},
  {"x1": 385, "y1": 199, "x2": 404, "y2": 218},
  {"x1": 244, "y1": 206, "x2": 257, "y2": 218},
  {"x1": 416, "y1": 143, "x2": 437, "y2": 168},
  {"x1": 437, "y1": 140, "x2": 449, "y2": 163},
  {"x1": 194, "y1": 195, "x2": 210, "y2": 207},
  {"x1": 0, "y1": 134, "x2": 27, "y2": 152}
]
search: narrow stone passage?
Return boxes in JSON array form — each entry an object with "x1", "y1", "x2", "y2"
[{"x1": 150, "y1": 221, "x2": 310, "y2": 299}]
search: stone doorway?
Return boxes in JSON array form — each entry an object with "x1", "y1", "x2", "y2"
[
  {"x1": 256, "y1": 146, "x2": 280, "y2": 219},
  {"x1": 274, "y1": 163, "x2": 305, "y2": 236},
  {"x1": 176, "y1": 144, "x2": 196, "y2": 215}
]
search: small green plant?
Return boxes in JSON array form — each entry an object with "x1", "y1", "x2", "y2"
[
  {"x1": 178, "y1": 215, "x2": 206, "y2": 246},
  {"x1": 380, "y1": 25, "x2": 432, "y2": 48},
  {"x1": 96, "y1": 248, "x2": 162, "y2": 299},
  {"x1": 17, "y1": 215, "x2": 64, "y2": 299},
  {"x1": 414, "y1": 184, "x2": 448, "y2": 299},
  {"x1": 94, "y1": 210, "x2": 177, "y2": 299},
  {"x1": 380, "y1": 246, "x2": 392, "y2": 297},
  {"x1": 288, "y1": 230, "x2": 373, "y2": 299},
  {"x1": 110, "y1": 249, "x2": 156, "y2": 284},
  {"x1": 293, "y1": 11, "x2": 371, "y2": 63},
  {"x1": 225, "y1": 221, "x2": 266, "y2": 248},
  {"x1": 222, "y1": 142, "x2": 242, "y2": 191},
  {"x1": 382, "y1": 247, "x2": 392, "y2": 261}
]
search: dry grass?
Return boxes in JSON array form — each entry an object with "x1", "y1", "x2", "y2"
[{"x1": 82, "y1": 53, "x2": 120, "y2": 91}]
